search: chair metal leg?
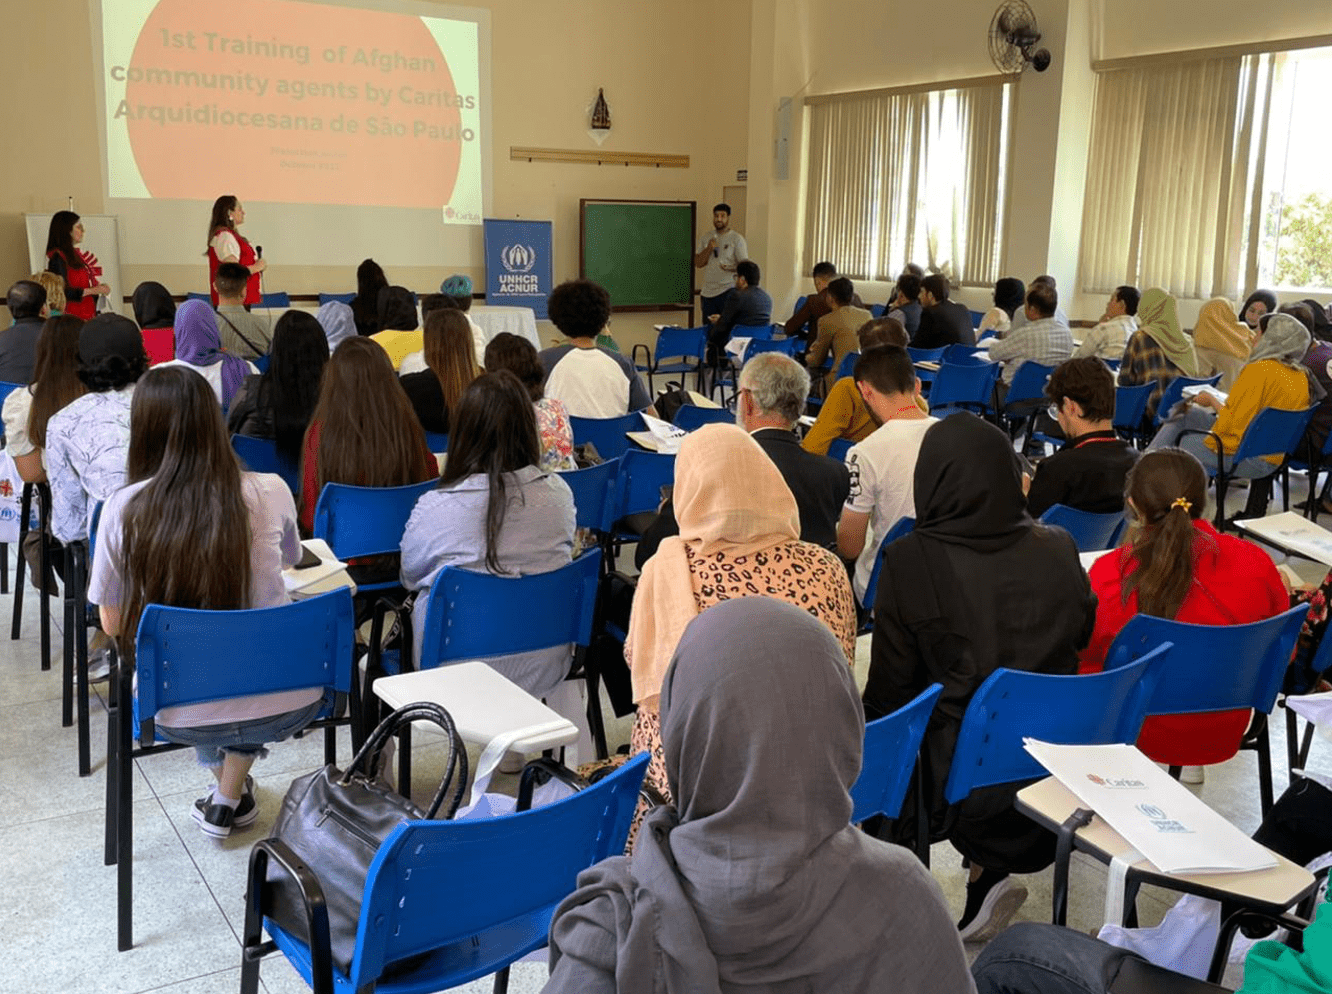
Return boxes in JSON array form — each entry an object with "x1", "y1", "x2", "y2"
[
  {"x1": 398, "y1": 724, "x2": 413, "y2": 799},
  {"x1": 1256, "y1": 719, "x2": 1275, "y2": 816},
  {"x1": 117, "y1": 652, "x2": 135, "y2": 951},
  {"x1": 61, "y1": 545, "x2": 75, "y2": 727},
  {"x1": 104, "y1": 659, "x2": 122, "y2": 867},
  {"x1": 492, "y1": 965, "x2": 510, "y2": 994},
  {"x1": 585, "y1": 670, "x2": 609, "y2": 761},
  {"x1": 1287, "y1": 706, "x2": 1301, "y2": 777},
  {"x1": 36, "y1": 487, "x2": 51, "y2": 670},
  {"x1": 1, "y1": 535, "x2": 9, "y2": 595},
  {"x1": 10, "y1": 481, "x2": 30, "y2": 639},
  {"x1": 73, "y1": 546, "x2": 91, "y2": 777},
  {"x1": 323, "y1": 724, "x2": 337, "y2": 766}
]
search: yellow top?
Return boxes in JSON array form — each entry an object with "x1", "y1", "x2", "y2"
[
  {"x1": 802, "y1": 377, "x2": 877, "y2": 455},
  {"x1": 369, "y1": 329, "x2": 424, "y2": 371},
  {"x1": 1208, "y1": 358, "x2": 1309, "y2": 463}
]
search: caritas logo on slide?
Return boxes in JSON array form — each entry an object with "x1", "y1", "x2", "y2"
[{"x1": 118, "y1": 0, "x2": 472, "y2": 208}]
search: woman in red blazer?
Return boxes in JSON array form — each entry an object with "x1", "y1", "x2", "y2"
[{"x1": 1080, "y1": 448, "x2": 1289, "y2": 765}]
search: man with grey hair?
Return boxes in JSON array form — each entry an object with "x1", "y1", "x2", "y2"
[{"x1": 738, "y1": 352, "x2": 850, "y2": 550}]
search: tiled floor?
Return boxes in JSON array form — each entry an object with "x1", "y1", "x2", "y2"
[{"x1": 4, "y1": 479, "x2": 1330, "y2": 993}]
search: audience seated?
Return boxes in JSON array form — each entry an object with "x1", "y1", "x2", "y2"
[
  {"x1": 540, "y1": 279, "x2": 652, "y2": 419},
  {"x1": 130, "y1": 281, "x2": 177, "y2": 365},
  {"x1": 368, "y1": 285, "x2": 422, "y2": 371},
  {"x1": 227, "y1": 310, "x2": 330, "y2": 466},
  {"x1": 298, "y1": 336, "x2": 436, "y2": 537},
  {"x1": 400, "y1": 292, "x2": 460, "y2": 374},
  {"x1": 30, "y1": 271, "x2": 66, "y2": 317},
  {"x1": 988, "y1": 282, "x2": 1074, "y2": 398},
  {"x1": 802, "y1": 316, "x2": 910, "y2": 455},
  {"x1": 546, "y1": 597, "x2": 975, "y2": 994},
  {"x1": 783, "y1": 260, "x2": 863, "y2": 342},
  {"x1": 913, "y1": 274, "x2": 977, "y2": 350},
  {"x1": 399, "y1": 371, "x2": 574, "y2": 696},
  {"x1": 1081, "y1": 449, "x2": 1288, "y2": 770},
  {"x1": 399, "y1": 308, "x2": 480, "y2": 435},
  {"x1": 1192, "y1": 296, "x2": 1255, "y2": 390},
  {"x1": 707, "y1": 259, "x2": 773, "y2": 363},
  {"x1": 886, "y1": 269, "x2": 924, "y2": 336},
  {"x1": 977, "y1": 277, "x2": 1026, "y2": 338},
  {"x1": 866, "y1": 413, "x2": 1094, "y2": 942},
  {"x1": 805, "y1": 276, "x2": 872, "y2": 392},
  {"x1": 1239, "y1": 288, "x2": 1278, "y2": 333},
  {"x1": 1005, "y1": 275, "x2": 1070, "y2": 335},
  {"x1": 212, "y1": 262, "x2": 272, "y2": 360},
  {"x1": 1073, "y1": 285, "x2": 1140, "y2": 362},
  {"x1": 158, "y1": 299, "x2": 257, "y2": 409},
  {"x1": 439, "y1": 273, "x2": 489, "y2": 364},
  {"x1": 350, "y1": 257, "x2": 389, "y2": 336},
  {"x1": 46, "y1": 314, "x2": 148, "y2": 544},
  {"x1": 1150, "y1": 312, "x2": 1314, "y2": 519},
  {"x1": 484, "y1": 332, "x2": 575, "y2": 471},
  {"x1": 88, "y1": 366, "x2": 319, "y2": 839},
  {"x1": 1025, "y1": 357, "x2": 1138, "y2": 519},
  {"x1": 625, "y1": 424, "x2": 856, "y2": 830},
  {"x1": 1117, "y1": 286, "x2": 1199, "y2": 422},
  {"x1": 314, "y1": 299, "x2": 356, "y2": 353},
  {"x1": 0, "y1": 280, "x2": 49, "y2": 385},
  {"x1": 837, "y1": 346, "x2": 937, "y2": 602}
]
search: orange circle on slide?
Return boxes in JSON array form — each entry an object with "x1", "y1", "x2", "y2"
[{"x1": 126, "y1": 0, "x2": 463, "y2": 208}]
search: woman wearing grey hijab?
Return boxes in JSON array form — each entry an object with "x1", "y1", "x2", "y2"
[
  {"x1": 544, "y1": 597, "x2": 974, "y2": 994},
  {"x1": 315, "y1": 300, "x2": 356, "y2": 352}
]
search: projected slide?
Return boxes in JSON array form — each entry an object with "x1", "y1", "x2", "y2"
[{"x1": 101, "y1": 0, "x2": 483, "y2": 222}]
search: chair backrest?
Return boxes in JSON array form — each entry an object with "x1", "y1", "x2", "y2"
[
  {"x1": 259, "y1": 291, "x2": 291, "y2": 309},
  {"x1": 1154, "y1": 374, "x2": 1222, "y2": 425},
  {"x1": 0, "y1": 380, "x2": 25, "y2": 408},
  {"x1": 851, "y1": 683, "x2": 943, "y2": 822},
  {"x1": 346, "y1": 754, "x2": 649, "y2": 989},
  {"x1": 674, "y1": 405, "x2": 734, "y2": 431},
  {"x1": 863, "y1": 517, "x2": 915, "y2": 608},
  {"x1": 1113, "y1": 382, "x2": 1154, "y2": 433},
  {"x1": 792, "y1": 295, "x2": 808, "y2": 319},
  {"x1": 743, "y1": 323, "x2": 780, "y2": 340},
  {"x1": 743, "y1": 337, "x2": 799, "y2": 361},
  {"x1": 186, "y1": 291, "x2": 210, "y2": 303},
  {"x1": 1104, "y1": 604, "x2": 1309, "y2": 716},
  {"x1": 423, "y1": 431, "x2": 449, "y2": 452},
  {"x1": 135, "y1": 589, "x2": 354, "y2": 724},
  {"x1": 559, "y1": 458, "x2": 619, "y2": 532},
  {"x1": 418, "y1": 549, "x2": 602, "y2": 666},
  {"x1": 570, "y1": 412, "x2": 645, "y2": 462},
  {"x1": 870, "y1": 303, "x2": 886, "y2": 318},
  {"x1": 943, "y1": 645, "x2": 1169, "y2": 803},
  {"x1": 231, "y1": 434, "x2": 300, "y2": 494},
  {"x1": 928, "y1": 361, "x2": 1001, "y2": 414},
  {"x1": 1232, "y1": 406, "x2": 1317, "y2": 464},
  {"x1": 613, "y1": 449, "x2": 676, "y2": 521},
  {"x1": 651, "y1": 326, "x2": 707, "y2": 366},
  {"x1": 318, "y1": 292, "x2": 356, "y2": 305},
  {"x1": 313, "y1": 479, "x2": 439, "y2": 560},
  {"x1": 827, "y1": 437, "x2": 853, "y2": 462},
  {"x1": 1039, "y1": 504, "x2": 1127, "y2": 553},
  {"x1": 969, "y1": 310, "x2": 984, "y2": 329},
  {"x1": 835, "y1": 351, "x2": 860, "y2": 381},
  {"x1": 1004, "y1": 361, "x2": 1056, "y2": 408},
  {"x1": 251, "y1": 355, "x2": 271, "y2": 375},
  {"x1": 942, "y1": 344, "x2": 991, "y2": 365},
  {"x1": 907, "y1": 346, "x2": 947, "y2": 364}
]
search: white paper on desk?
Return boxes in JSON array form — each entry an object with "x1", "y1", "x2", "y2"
[
  {"x1": 724, "y1": 336, "x2": 752, "y2": 359},
  {"x1": 1079, "y1": 548, "x2": 1117, "y2": 573},
  {"x1": 1236, "y1": 512, "x2": 1332, "y2": 567},
  {"x1": 1182, "y1": 384, "x2": 1229, "y2": 405},
  {"x1": 1024, "y1": 740, "x2": 1277, "y2": 874},
  {"x1": 640, "y1": 412, "x2": 686, "y2": 454},
  {"x1": 282, "y1": 539, "x2": 357, "y2": 598},
  {"x1": 686, "y1": 390, "x2": 721, "y2": 409}
]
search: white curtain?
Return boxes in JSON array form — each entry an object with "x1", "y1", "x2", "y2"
[{"x1": 804, "y1": 81, "x2": 1009, "y2": 285}]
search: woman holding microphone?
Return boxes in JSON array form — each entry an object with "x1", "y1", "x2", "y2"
[
  {"x1": 206, "y1": 195, "x2": 265, "y2": 307},
  {"x1": 45, "y1": 211, "x2": 109, "y2": 321}
]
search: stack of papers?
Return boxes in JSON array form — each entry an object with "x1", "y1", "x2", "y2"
[
  {"x1": 627, "y1": 412, "x2": 688, "y2": 454},
  {"x1": 283, "y1": 539, "x2": 357, "y2": 599},
  {"x1": 1182, "y1": 384, "x2": 1229, "y2": 405},
  {"x1": 1024, "y1": 740, "x2": 1277, "y2": 874},
  {"x1": 1235, "y1": 512, "x2": 1332, "y2": 567}
]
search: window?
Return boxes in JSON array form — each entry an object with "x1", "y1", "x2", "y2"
[{"x1": 803, "y1": 81, "x2": 1013, "y2": 286}]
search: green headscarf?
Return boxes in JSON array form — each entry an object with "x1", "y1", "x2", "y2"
[{"x1": 1137, "y1": 288, "x2": 1199, "y2": 377}]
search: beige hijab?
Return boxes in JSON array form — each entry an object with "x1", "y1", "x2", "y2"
[
  {"x1": 625, "y1": 424, "x2": 800, "y2": 705},
  {"x1": 1193, "y1": 297, "x2": 1255, "y2": 360}
]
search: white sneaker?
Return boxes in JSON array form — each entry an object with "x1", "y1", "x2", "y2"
[
  {"x1": 1181, "y1": 765, "x2": 1205, "y2": 784},
  {"x1": 958, "y1": 874, "x2": 1029, "y2": 943}
]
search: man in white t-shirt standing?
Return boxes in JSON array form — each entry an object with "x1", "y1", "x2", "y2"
[
  {"x1": 693, "y1": 202, "x2": 748, "y2": 322},
  {"x1": 539, "y1": 279, "x2": 654, "y2": 419},
  {"x1": 836, "y1": 346, "x2": 938, "y2": 603}
]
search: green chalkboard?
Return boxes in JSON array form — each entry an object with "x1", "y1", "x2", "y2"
[{"x1": 580, "y1": 200, "x2": 695, "y2": 309}]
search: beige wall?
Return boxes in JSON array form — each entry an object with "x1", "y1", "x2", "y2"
[{"x1": 1096, "y1": 0, "x2": 1330, "y2": 60}]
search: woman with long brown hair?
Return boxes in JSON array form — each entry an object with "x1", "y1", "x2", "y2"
[
  {"x1": 298, "y1": 336, "x2": 436, "y2": 535},
  {"x1": 45, "y1": 211, "x2": 109, "y2": 321},
  {"x1": 399, "y1": 308, "x2": 479, "y2": 435},
  {"x1": 87, "y1": 366, "x2": 321, "y2": 838},
  {"x1": 206, "y1": 195, "x2": 265, "y2": 307},
  {"x1": 4, "y1": 315, "x2": 86, "y2": 484},
  {"x1": 1080, "y1": 448, "x2": 1288, "y2": 774},
  {"x1": 483, "y1": 332, "x2": 576, "y2": 471}
]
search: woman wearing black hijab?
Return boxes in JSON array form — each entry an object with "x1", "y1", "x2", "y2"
[
  {"x1": 866, "y1": 412, "x2": 1095, "y2": 943},
  {"x1": 545, "y1": 597, "x2": 975, "y2": 994},
  {"x1": 131, "y1": 281, "x2": 177, "y2": 365},
  {"x1": 350, "y1": 258, "x2": 389, "y2": 336},
  {"x1": 1239, "y1": 289, "x2": 1278, "y2": 331}
]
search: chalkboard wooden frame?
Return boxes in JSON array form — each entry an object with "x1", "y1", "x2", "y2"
[{"x1": 579, "y1": 198, "x2": 697, "y2": 326}]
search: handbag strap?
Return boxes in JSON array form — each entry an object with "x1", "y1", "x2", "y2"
[
  {"x1": 345, "y1": 701, "x2": 470, "y2": 820},
  {"x1": 217, "y1": 309, "x2": 267, "y2": 357}
]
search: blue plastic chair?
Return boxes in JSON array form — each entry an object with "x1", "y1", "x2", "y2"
[
  {"x1": 827, "y1": 437, "x2": 853, "y2": 462},
  {"x1": 611, "y1": 450, "x2": 676, "y2": 533},
  {"x1": 792, "y1": 294, "x2": 808, "y2": 319},
  {"x1": 1180, "y1": 405, "x2": 1316, "y2": 529},
  {"x1": 1039, "y1": 504, "x2": 1127, "y2": 553},
  {"x1": 943, "y1": 644, "x2": 1169, "y2": 806},
  {"x1": 105, "y1": 589, "x2": 355, "y2": 951},
  {"x1": 834, "y1": 351, "x2": 860, "y2": 382},
  {"x1": 318, "y1": 292, "x2": 355, "y2": 305},
  {"x1": 631, "y1": 326, "x2": 708, "y2": 394},
  {"x1": 1103, "y1": 604, "x2": 1310, "y2": 814},
  {"x1": 259, "y1": 291, "x2": 291, "y2": 309},
  {"x1": 1113, "y1": 382, "x2": 1155, "y2": 447},
  {"x1": 312, "y1": 480, "x2": 438, "y2": 591},
  {"x1": 239, "y1": 753, "x2": 649, "y2": 994},
  {"x1": 570, "y1": 412, "x2": 645, "y2": 462},
  {"x1": 559, "y1": 458, "x2": 619, "y2": 533},
  {"x1": 861, "y1": 516, "x2": 915, "y2": 621},
  {"x1": 423, "y1": 431, "x2": 449, "y2": 452},
  {"x1": 673, "y1": 404, "x2": 733, "y2": 431},
  {"x1": 1288, "y1": 426, "x2": 1332, "y2": 521},
  {"x1": 969, "y1": 310, "x2": 985, "y2": 329},
  {"x1": 231, "y1": 434, "x2": 300, "y2": 495},
  {"x1": 1153, "y1": 374, "x2": 1223, "y2": 428},
  {"x1": 943, "y1": 344, "x2": 990, "y2": 365},
  {"x1": 908, "y1": 345, "x2": 948, "y2": 389},
  {"x1": 713, "y1": 336, "x2": 799, "y2": 406},
  {"x1": 1287, "y1": 615, "x2": 1332, "y2": 772},
  {"x1": 251, "y1": 355, "x2": 271, "y2": 374},
  {"x1": 185, "y1": 291, "x2": 210, "y2": 303},
  {"x1": 1000, "y1": 361, "x2": 1055, "y2": 436},
  {"x1": 850, "y1": 683, "x2": 943, "y2": 825},
  {"x1": 928, "y1": 361, "x2": 1001, "y2": 419},
  {"x1": 870, "y1": 303, "x2": 886, "y2": 318}
]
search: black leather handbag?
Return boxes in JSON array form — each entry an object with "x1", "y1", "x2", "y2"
[{"x1": 265, "y1": 702, "x2": 468, "y2": 973}]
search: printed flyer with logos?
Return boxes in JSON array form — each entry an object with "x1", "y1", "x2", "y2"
[{"x1": 1023, "y1": 740, "x2": 1277, "y2": 875}]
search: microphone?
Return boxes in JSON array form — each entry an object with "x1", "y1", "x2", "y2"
[{"x1": 255, "y1": 245, "x2": 263, "y2": 258}]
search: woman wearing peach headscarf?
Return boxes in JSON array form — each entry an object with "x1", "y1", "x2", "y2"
[
  {"x1": 624, "y1": 424, "x2": 856, "y2": 825},
  {"x1": 1193, "y1": 296, "x2": 1256, "y2": 390}
]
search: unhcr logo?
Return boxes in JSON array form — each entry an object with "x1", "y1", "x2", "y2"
[{"x1": 501, "y1": 244, "x2": 537, "y2": 273}]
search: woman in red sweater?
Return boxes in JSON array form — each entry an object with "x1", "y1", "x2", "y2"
[
  {"x1": 1081, "y1": 448, "x2": 1288, "y2": 766},
  {"x1": 45, "y1": 211, "x2": 109, "y2": 320}
]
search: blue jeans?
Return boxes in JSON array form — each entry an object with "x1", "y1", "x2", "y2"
[
  {"x1": 157, "y1": 692, "x2": 329, "y2": 768},
  {"x1": 700, "y1": 289, "x2": 731, "y2": 322},
  {"x1": 1148, "y1": 405, "x2": 1274, "y2": 478},
  {"x1": 972, "y1": 923, "x2": 1146, "y2": 994}
]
